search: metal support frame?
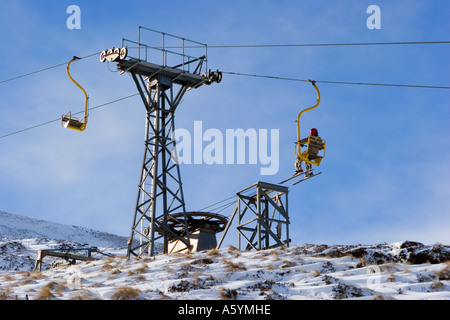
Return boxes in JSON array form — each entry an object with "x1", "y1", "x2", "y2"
[
  {"x1": 217, "y1": 182, "x2": 290, "y2": 251},
  {"x1": 119, "y1": 28, "x2": 220, "y2": 258},
  {"x1": 126, "y1": 72, "x2": 192, "y2": 257},
  {"x1": 33, "y1": 247, "x2": 112, "y2": 272}
]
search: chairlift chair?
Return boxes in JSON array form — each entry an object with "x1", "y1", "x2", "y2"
[
  {"x1": 296, "y1": 80, "x2": 326, "y2": 166},
  {"x1": 61, "y1": 111, "x2": 86, "y2": 131},
  {"x1": 61, "y1": 56, "x2": 89, "y2": 132}
]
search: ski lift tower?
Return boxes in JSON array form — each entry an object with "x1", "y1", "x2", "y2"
[{"x1": 101, "y1": 27, "x2": 221, "y2": 257}]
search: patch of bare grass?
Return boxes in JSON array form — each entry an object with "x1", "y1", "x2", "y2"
[
  {"x1": 111, "y1": 286, "x2": 141, "y2": 300},
  {"x1": 221, "y1": 258, "x2": 247, "y2": 273},
  {"x1": 36, "y1": 281, "x2": 66, "y2": 300},
  {"x1": 219, "y1": 287, "x2": 238, "y2": 300}
]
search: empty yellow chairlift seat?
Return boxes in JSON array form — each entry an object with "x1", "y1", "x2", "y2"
[
  {"x1": 61, "y1": 112, "x2": 87, "y2": 131},
  {"x1": 61, "y1": 56, "x2": 89, "y2": 132}
]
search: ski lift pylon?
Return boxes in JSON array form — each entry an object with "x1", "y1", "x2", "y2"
[{"x1": 61, "y1": 56, "x2": 89, "y2": 132}]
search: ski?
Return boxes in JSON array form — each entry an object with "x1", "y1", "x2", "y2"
[
  {"x1": 279, "y1": 170, "x2": 312, "y2": 184},
  {"x1": 291, "y1": 172, "x2": 322, "y2": 185}
]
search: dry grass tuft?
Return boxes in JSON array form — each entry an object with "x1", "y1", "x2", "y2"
[
  {"x1": 0, "y1": 288, "x2": 12, "y2": 300},
  {"x1": 111, "y1": 286, "x2": 141, "y2": 300},
  {"x1": 71, "y1": 292, "x2": 100, "y2": 300},
  {"x1": 436, "y1": 265, "x2": 450, "y2": 280},
  {"x1": 281, "y1": 260, "x2": 296, "y2": 268},
  {"x1": 134, "y1": 263, "x2": 148, "y2": 273},
  {"x1": 221, "y1": 258, "x2": 247, "y2": 273},
  {"x1": 219, "y1": 287, "x2": 238, "y2": 300},
  {"x1": 207, "y1": 248, "x2": 220, "y2": 257},
  {"x1": 102, "y1": 262, "x2": 115, "y2": 272},
  {"x1": 36, "y1": 281, "x2": 66, "y2": 300},
  {"x1": 430, "y1": 281, "x2": 445, "y2": 291},
  {"x1": 311, "y1": 269, "x2": 321, "y2": 277}
]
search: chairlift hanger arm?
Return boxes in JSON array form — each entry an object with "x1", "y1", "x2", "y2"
[
  {"x1": 296, "y1": 80, "x2": 320, "y2": 154},
  {"x1": 62, "y1": 56, "x2": 89, "y2": 131},
  {"x1": 67, "y1": 56, "x2": 89, "y2": 120}
]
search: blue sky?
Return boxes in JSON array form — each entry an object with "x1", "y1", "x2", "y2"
[{"x1": 0, "y1": 0, "x2": 449, "y2": 247}]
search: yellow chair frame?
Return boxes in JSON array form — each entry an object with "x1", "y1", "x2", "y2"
[
  {"x1": 61, "y1": 57, "x2": 89, "y2": 132},
  {"x1": 295, "y1": 81, "x2": 326, "y2": 166}
]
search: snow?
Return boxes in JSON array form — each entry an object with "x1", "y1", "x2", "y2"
[
  {"x1": 0, "y1": 210, "x2": 127, "y2": 247},
  {"x1": 0, "y1": 210, "x2": 449, "y2": 301}
]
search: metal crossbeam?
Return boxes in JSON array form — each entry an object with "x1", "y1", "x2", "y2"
[{"x1": 120, "y1": 59, "x2": 208, "y2": 89}]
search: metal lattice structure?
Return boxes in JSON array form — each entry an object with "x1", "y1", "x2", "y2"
[
  {"x1": 102, "y1": 27, "x2": 221, "y2": 257},
  {"x1": 217, "y1": 181, "x2": 290, "y2": 251}
]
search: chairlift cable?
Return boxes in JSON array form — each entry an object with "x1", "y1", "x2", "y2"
[
  {"x1": 206, "y1": 40, "x2": 450, "y2": 48},
  {"x1": 1, "y1": 40, "x2": 449, "y2": 85},
  {"x1": 1, "y1": 44, "x2": 448, "y2": 140},
  {"x1": 0, "y1": 93, "x2": 139, "y2": 139},
  {"x1": 221, "y1": 71, "x2": 450, "y2": 89},
  {"x1": 0, "y1": 51, "x2": 101, "y2": 85},
  {"x1": 138, "y1": 40, "x2": 450, "y2": 50}
]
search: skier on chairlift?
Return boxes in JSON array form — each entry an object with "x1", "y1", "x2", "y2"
[{"x1": 295, "y1": 127, "x2": 321, "y2": 177}]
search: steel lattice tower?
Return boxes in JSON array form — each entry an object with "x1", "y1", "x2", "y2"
[
  {"x1": 102, "y1": 27, "x2": 221, "y2": 257},
  {"x1": 127, "y1": 73, "x2": 191, "y2": 257}
]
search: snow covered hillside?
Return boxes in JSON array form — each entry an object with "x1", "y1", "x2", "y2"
[
  {"x1": 0, "y1": 211, "x2": 127, "y2": 247},
  {"x1": 0, "y1": 211, "x2": 449, "y2": 301},
  {"x1": 0, "y1": 210, "x2": 129, "y2": 272}
]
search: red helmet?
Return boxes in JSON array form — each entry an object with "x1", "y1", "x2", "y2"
[{"x1": 310, "y1": 128, "x2": 318, "y2": 136}]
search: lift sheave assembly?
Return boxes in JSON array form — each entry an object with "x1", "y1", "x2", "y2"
[{"x1": 61, "y1": 57, "x2": 89, "y2": 132}]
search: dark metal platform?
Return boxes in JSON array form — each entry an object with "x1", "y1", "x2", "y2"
[{"x1": 118, "y1": 58, "x2": 209, "y2": 89}]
